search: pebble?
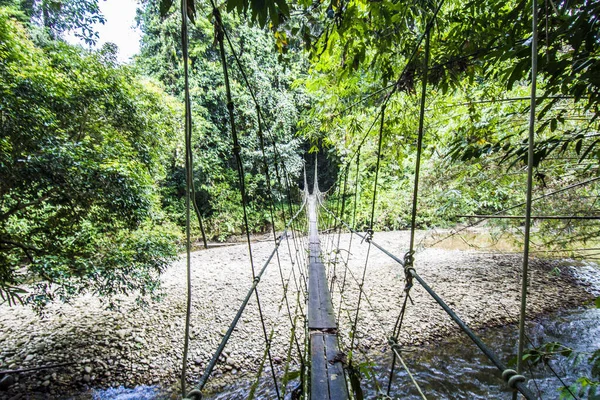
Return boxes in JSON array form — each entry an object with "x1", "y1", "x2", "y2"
[{"x1": 0, "y1": 233, "x2": 592, "y2": 397}]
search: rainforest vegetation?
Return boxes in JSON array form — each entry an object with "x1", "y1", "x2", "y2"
[{"x1": 0, "y1": 0, "x2": 599, "y2": 395}]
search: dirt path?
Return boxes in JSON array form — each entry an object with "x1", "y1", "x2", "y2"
[{"x1": 0, "y1": 230, "x2": 592, "y2": 399}]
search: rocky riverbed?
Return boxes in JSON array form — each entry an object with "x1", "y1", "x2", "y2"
[{"x1": 0, "y1": 230, "x2": 593, "y2": 399}]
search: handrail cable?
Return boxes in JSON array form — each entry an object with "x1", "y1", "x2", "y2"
[
  {"x1": 318, "y1": 203, "x2": 536, "y2": 399},
  {"x1": 185, "y1": 198, "x2": 308, "y2": 398}
]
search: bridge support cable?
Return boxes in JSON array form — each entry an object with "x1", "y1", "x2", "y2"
[
  {"x1": 344, "y1": 104, "x2": 386, "y2": 371},
  {"x1": 216, "y1": 5, "x2": 312, "y2": 311},
  {"x1": 330, "y1": 165, "x2": 350, "y2": 295},
  {"x1": 318, "y1": 203, "x2": 536, "y2": 399},
  {"x1": 515, "y1": 1, "x2": 539, "y2": 399},
  {"x1": 184, "y1": 200, "x2": 308, "y2": 399},
  {"x1": 387, "y1": 24, "x2": 432, "y2": 397}
]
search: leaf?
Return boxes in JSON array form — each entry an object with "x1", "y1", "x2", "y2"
[
  {"x1": 575, "y1": 138, "x2": 583, "y2": 155},
  {"x1": 283, "y1": 369, "x2": 301, "y2": 381},
  {"x1": 595, "y1": 297, "x2": 600, "y2": 308},
  {"x1": 160, "y1": 0, "x2": 175, "y2": 18}
]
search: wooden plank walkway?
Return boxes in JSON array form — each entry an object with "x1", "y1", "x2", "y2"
[{"x1": 307, "y1": 195, "x2": 349, "y2": 400}]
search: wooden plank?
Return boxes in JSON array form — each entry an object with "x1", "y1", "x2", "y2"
[
  {"x1": 311, "y1": 333, "x2": 329, "y2": 399},
  {"x1": 308, "y1": 261, "x2": 336, "y2": 329},
  {"x1": 307, "y1": 194, "x2": 348, "y2": 399},
  {"x1": 324, "y1": 334, "x2": 348, "y2": 398}
]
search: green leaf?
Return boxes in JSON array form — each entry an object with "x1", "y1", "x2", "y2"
[
  {"x1": 595, "y1": 297, "x2": 600, "y2": 308},
  {"x1": 283, "y1": 369, "x2": 301, "y2": 381}
]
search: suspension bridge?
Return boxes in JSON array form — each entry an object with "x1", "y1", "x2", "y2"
[{"x1": 175, "y1": 0, "x2": 566, "y2": 398}]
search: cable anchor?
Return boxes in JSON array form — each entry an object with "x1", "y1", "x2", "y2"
[
  {"x1": 403, "y1": 250, "x2": 415, "y2": 292},
  {"x1": 362, "y1": 228, "x2": 374, "y2": 243},
  {"x1": 502, "y1": 369, "x2": 527, "y2": 389},
  {"x1": 185, "y1": 389, "x2": 203, "y2": 400}
]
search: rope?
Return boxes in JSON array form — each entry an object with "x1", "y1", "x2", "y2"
[
  {"x1": 192, "y1": 8, "x2": 283, "y2": 398},
  {"x1": 337, "y1": 148, "x2": 362, "y2": 324},
  {"x1": 349, "y1": 103, "x2": 386, "y2": 360},
  {"x1": 390, "y1": 342, "x2": 427, "y2": 400},
  {"x1": 218, "y1": 12, "x2": 305, "y2": 370},
  {"x1": 180, "y1": 0, "x2": 193, "y2": 393},
  {"x1": 387, "y1": 23, "x2": 432, "y2": 397},
  {"x1": 249, "y1": 249, "x2": 303, "y2": 400},
  {"x1": 428, "y1": 176, "x2": 600, "y2": 248},
  {"x1": 330, "y1": 164, "x2": 350, "y2": 294},
  {"x1": 515, "y1": 1, "x2": 538, "y2": 397},
  {"x1": 188, "y1": 200, "x2": 307, "y2": 396},
  {"x1": 334, "y1": 0, "x2": 446, "y2": 119},
  {"x1": 328, "y1": 240, "x2": 424, "y2": 398}
]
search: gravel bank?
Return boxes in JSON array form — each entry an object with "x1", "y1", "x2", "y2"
[{"x1": 0, "y1": 230, "x2": 592, "y2": 399}]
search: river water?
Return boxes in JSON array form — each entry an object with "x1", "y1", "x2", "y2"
[{"x1": 92, "y1": 261, "x2": 600, "y2": 400}]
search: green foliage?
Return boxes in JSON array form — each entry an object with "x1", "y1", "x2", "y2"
[
  {"x1": 137, "y1": 0, "x2": 307, "y2": 240},
  {"x1": 559, "y1": 376, "x2": 599, "y2": 400},
  {"x1": 5, "y1": 0, "x2": 107, "y2": 44},
  {"x1": 0, "y1": 8, "x2": 179, "y2": 306}
]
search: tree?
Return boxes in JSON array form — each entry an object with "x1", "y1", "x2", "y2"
[
  {"x1": 137, "y1": 0, "x2": 308, "y2": 240},
  {"x1": 0, "y1": 7, "x2": 179, "y2": 308}
]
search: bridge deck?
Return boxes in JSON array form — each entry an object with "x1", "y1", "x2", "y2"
[{"x1": 307, "y1": 195, "x2": 349, "y2": 400}]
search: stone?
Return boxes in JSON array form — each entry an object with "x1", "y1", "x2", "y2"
[
  {"x1": 42, "y1": 380, "x2": 50, "y2": 387},
  {"x1": 0, "y1": 375, "x2": 15, "y2": 390},
  {"x1": 83, "y1": 374, "x2": 91, "y2": 383},
  {"x1": 84, "y1": 366, "x2": 92, "y2": 374}
]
